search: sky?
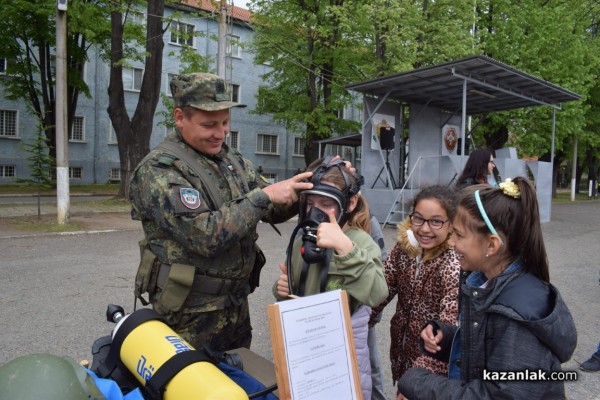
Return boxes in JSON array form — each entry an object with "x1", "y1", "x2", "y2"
[{"x1": 232, "y1": 0, "x2": 249, "y2": 9}]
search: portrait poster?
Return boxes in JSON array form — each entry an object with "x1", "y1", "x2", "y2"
[
  {"x1": 371, "y1": 114, "x2": 395, "y2": 150},
  {"x1": 267, "y1": 290, "x2": 362, "y2": 400}
]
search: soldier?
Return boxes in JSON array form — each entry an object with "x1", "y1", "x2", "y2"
[{"x1": 129, "y1": 72, "x2": 314, "y2": 352}]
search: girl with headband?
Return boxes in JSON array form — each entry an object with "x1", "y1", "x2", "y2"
[{"x1": 397, "y1": 177, "x2": 576, "y2": 400}]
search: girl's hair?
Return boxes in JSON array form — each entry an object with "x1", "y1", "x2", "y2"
[
  {"x1": 412, "y1": 185, "x2": 458, "y2": 220},
  {"x1": 457, "y1": 148, "x2": 493, "y2": 185},
  {"x1": 307, "y1": 158, "x2": 371, "y2": 233},
  {"x1": 457, "y1": 177, "x2": 549, "y2": 282}
]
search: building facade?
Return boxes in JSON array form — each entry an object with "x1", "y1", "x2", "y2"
[{"x1": 0, "y1": 1, "x2": 312, "y2": 185}]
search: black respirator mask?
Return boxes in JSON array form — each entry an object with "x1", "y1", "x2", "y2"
[{"x1": 285, "y1": 157, "x2": 364, "y2": 296}]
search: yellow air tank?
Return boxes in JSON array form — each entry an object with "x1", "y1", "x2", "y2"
[{"x1": 113, "y1": 310, "x2": 249, "y2": 400}]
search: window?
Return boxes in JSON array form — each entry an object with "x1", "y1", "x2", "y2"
[
  {"x1": 124, "y1": 8, "x2": 145, "y2": 26},
  {"x1": 226, "y1": 130, "x2": 239, "y2": 149},
  {"x1": 231, "y1": 84, "x2": 240, "y2": 103},
  {"x1": 123, "y1": 67, "x2": 143, "y2": 91},
  {"x1": 170, "y1": 21, "x2": 194, "y2": 46},
  {"x1": 108, "y1": 126, "x2": 118, "y2": 144},
  {"x1": 109, "y1": 168, "x2": 121, "y2": 182},
  {"x1": 257, "y1": 134, "x2": 278, "y2": 154},
  {"x1": 70, "y1": 116, "x2": 84, "y2": 142},
  {"x1": 69, "y1": 167, "x2": 82, "y2": 179},
  {"x1": 0, "y1": 58, "x2": 17, "y2": 75},
  {"x1": 228, "y1": 35, "x2": 242, "y2": 58},
  {"x1": 164, "y1": 126, "x2": 174, "y2": 138},
  {"x1": 0, "y1": 165, "x2": 15, "y2": 177},
  {"x1": 262, "y1": 173, "x2": 277, "y2": 184},
  {"x1": 293, "y1": 137, "x2": 305, "y2": 156},
  {"x1": 325, "y1": 144, "x2": 343, "y2": 157},
  {"x1": 166, "y1": 73, "x2": 177, "y2": 95},
  {"x1": 0, "y1": 110, "x2": 17, "y2": 137}
]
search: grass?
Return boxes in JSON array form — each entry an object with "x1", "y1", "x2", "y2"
[
  {"x1": 7, "y1": 215, "x2": 87, "y2": 233},
  {"x1": 0, "y1": 183, "x2": 120, "y2": 195},
  {"x1": 0, "y1": 189, "x2": 131, "y2": 234},
  {"x1": 552, "y1": 190, "x2": 600, "y2": 204}
]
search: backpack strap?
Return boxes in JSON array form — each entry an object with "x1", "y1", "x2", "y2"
[{"x1": 157, "y1": 141, "x2": 224, "y2": 209}]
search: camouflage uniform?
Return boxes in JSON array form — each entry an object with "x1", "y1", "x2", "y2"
[{"x1": 129, "y1": 72, "x2": 296, "y2": 352}]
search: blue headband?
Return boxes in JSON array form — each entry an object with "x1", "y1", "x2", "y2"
[{"x1": 474, "y1": 190, "x2": 502, "y2": 244}]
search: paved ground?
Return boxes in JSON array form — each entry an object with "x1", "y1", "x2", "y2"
[{"x1": 0, "y1": 197, "x2": 599, "y2": 399}]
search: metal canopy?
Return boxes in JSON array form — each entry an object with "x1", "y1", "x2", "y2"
[
  {"x1": 318, "y1": 133, "x2": 362, "y2": 148},
  {"x1": 345, "y1": 55, "x2": 581, "y2": 114}
]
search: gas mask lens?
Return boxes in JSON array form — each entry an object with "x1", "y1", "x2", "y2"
[{"x1": 299, "y1": 192, "x2": 342, "y2": 224}]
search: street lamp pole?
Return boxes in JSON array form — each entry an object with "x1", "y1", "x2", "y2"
[{"x1": 56, "y1": 0, "x2": 70, "y2": 225}]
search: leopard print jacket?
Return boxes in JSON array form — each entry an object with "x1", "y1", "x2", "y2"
[{"x1": 371, "y1": 218, "x2": 461, "y2": 383}]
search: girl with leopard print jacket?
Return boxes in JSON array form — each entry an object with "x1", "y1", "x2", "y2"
[{"x1": 370, "y1": 185, "x2": 461, "y2": 384}]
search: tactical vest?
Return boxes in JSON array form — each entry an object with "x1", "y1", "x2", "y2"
[{"x1": 133, "y1": 138, "x2": 265, "y2": 312}]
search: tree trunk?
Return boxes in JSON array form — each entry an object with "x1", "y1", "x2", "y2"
[{"x1": 108, "y1": 1, "x2": 165, "y2": 198}]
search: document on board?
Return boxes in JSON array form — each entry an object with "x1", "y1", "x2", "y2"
[{"x1": 274, "y1": 289, "x2": 359, "y2": 399}]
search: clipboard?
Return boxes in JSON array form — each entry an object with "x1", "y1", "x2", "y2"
[{"x1": 267, "y1": 290, "x2": 362, "y2": 400}]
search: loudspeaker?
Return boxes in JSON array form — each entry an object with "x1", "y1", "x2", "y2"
[{"x1": 380, "y1": 127, "x2": 395, "y2": 150}]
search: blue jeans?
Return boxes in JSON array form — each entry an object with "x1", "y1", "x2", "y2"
[{"x1": 368, "y1": 324, "x2": 386, "y2": 400}]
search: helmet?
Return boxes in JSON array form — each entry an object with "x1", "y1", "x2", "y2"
[{"x1": 0, "y1": 354, "x2": 106, "y2": 400}]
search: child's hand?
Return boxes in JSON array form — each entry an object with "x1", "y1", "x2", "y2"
[
  {"x1": 276, "y1": 263, "x2": 290, "y2": 297},
  {"x1": 316, "y1": 208, "x2": 353, "y2": 256},
  {"x1": 421, "y1": 323, "x2": 443, "y2": 353}
]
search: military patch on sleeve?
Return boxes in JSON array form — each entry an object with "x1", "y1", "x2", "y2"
[{"x1": 179, "y1": 187, "x2": 201, "y2": 209}]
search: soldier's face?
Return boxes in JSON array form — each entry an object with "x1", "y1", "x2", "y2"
[{"x1": 174, "y1": 107, "x2": 231, "y2": 155}]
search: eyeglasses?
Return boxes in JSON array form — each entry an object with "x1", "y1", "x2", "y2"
[{"x1": 409, "y1": 214, "x2": 448, "y2": 230}]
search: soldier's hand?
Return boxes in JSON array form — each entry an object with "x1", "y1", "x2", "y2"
[
  {"x1": 262, "y1": 172, "x2": 313, "y2": 206},
  {"x1": 276, "y1": 263, "x2": 290, "y2": 297}
]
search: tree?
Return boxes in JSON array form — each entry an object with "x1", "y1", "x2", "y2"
[
  {"x1": 106, "y1": 0, "x2": 167, "y2": 198},
  {"x1": 106, "y1": 1, "x2": 214, "y2": 198},
  {"x1": 250, "y1": 0, "x2": 366, "y2": 165},
  {"x1": 249, "y1": 0, "x2": 479, "y2": 166},
  {"x1": 15, "y1": 125, "x2": 55, "y2": 220},
  {"x1": 0, "y1": 0, "x2": 111, "y2": 161},
  {"x1": 470, "y1": 0, "x2": 596, "y2": 195}
]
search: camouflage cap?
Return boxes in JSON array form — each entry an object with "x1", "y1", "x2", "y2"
[{"x1": 170, "y1": 72, "x2": 246, "y2": 111}]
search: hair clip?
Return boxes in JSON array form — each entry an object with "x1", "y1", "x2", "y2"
[{"x1": 499, "y1": 178, "x2": 520, "y2": 198}]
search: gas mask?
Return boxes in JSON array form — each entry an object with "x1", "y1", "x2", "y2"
[
  {"x1": 298, "y1": 206, "x2": 330, "y2": 264},
  {"x1": 285, "y1": 156, "x2": 364, "y2": 296}
]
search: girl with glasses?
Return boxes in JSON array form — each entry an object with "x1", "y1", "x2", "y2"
[{"x1": 369, "y1": 185, "x2": 461, "y2": 391}]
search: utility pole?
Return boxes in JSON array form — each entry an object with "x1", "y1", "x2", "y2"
[
  {"x1": 56, "y1": 0, "x2": 70, "y2": 224},
  {"x1": 217, "y1": 0, "x2": 227, "y2": 78},
  {"x1": 571, "y1": 135, "x2": 578, "y2": 202}
]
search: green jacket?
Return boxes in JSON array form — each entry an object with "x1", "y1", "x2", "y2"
[
  {"x1": 130, "y1": 130, "x2": 296, "y2": 312},
  {"x1": 274, "y1": 227, "x2": 389, "y2": 313}
]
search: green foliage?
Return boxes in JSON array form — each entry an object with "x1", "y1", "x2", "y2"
[
  {"x1": 474, "y1": 0, "x2": 595, "y2": 160},
  {"x1": 158, "y1": 44, "x2": 214, "y2": 130},
  {"x1": 249, "y1": 0, "x2": 482, "y2": 164},
  {"x1": 15, "y1": 128, "x2": 55, "y2": 191}
]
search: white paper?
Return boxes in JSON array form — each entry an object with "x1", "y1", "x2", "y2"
[{"x1": 277, "y1": 290, "x2": 358, "y2": 400}]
